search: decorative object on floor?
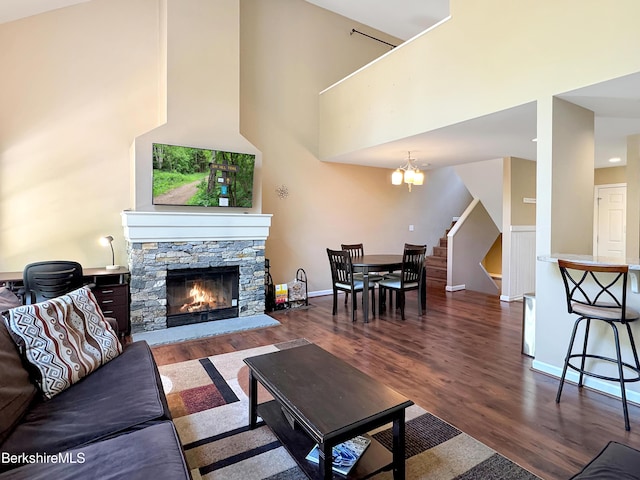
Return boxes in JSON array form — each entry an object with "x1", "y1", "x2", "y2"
[
  {"x1": 100, "y1": 235, "x2": 120, "y2": 270},
  {"x1": 133, "y1": 314, "x2": 280, "y2": 346},
  {"x1": 158, "y1": 340, "x2": 540, "y2": 480},
  {"x1": 391, "y1": 151, "x2": 425, "y2": 192}
]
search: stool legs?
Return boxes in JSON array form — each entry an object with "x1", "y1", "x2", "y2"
[
  {"x1": 610, "y1": 323, "x2": 630, "y2": 431},
  {"x1": 556, "y1": 317, "x2": 582, "y2": 403},
  {"x1": 557, "y1": 316, "x2": 640, "y2": 431},
  {"x1": 579, "y1": 319, "x2": 591, "y2": 388}
]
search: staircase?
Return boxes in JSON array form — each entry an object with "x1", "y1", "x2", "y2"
[{"x1": 425, "y1": 222, "x2": 455, "y2": 288}]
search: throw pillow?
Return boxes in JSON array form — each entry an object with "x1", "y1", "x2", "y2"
[
  {"x1": 5, "y1": 286, "x2": 122, "y2": 399},
  {"x1": 0, "y1": 317, "x2": 37, "y2": 444}
]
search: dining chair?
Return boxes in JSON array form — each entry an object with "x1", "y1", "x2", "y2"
[
  {"x1": 384, "y1": 243, "x2": 426, "y2": 279},
  {"x1": 378, "y1": 244, "x2": 427, "y2": 320},
  {"x1": 556, "y1": 259, "x2": 640, "y2": 431},
  {"x1": 340, "y1": 243, "x2": 383, "y2": 307},
  {"x1": 327, "y1": 248, "x2": 376, "y2": 322}
]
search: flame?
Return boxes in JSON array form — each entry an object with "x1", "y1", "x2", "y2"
[
  {"x1": 179, "y1": 282, "x2": 220, "y2": 312},
  {"x1": 190, "y1": 283, "x2": 214, "y2": 304}
]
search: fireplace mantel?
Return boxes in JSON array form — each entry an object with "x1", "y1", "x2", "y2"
[
  {"x1": 121, "y1": 211, "x2": 272, "y2": 243},
  {"x1": 121, "y1": 210, "x2": 271, "y2": 333}
]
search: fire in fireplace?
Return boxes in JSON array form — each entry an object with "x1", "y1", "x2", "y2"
[{"x1": 166, "y1": 266, "x2": 239, "y2": 327}]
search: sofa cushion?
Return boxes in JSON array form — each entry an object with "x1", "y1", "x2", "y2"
[
  {"x1": 569, "y1": 441, "x2": 640, "y2": 479},
  {"x1": 0, "y1": 421, "x2": 190, "y2": 480},
  {"x1": 0, "y1": 341, "x2": 171, "y2": 464},
  {"x1": 5, "y1": 286, "x2": 122, "y2": 399},
  {"x1": 0, "y1": 320, "x2": 37, "y2": 445}
]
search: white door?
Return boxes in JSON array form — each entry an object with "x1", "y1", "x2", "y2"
[{"x1": 595, "y1": 184, "x2": 626, "y2": 258}]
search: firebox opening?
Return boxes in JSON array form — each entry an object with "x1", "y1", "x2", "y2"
[{"x1": 166, "y1": 266, "x2": 239, "y2": 327}]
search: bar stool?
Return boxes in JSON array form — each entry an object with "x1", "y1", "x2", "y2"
[{"x1": 556, "y1": 259, "x2": 640, "y2": 431}]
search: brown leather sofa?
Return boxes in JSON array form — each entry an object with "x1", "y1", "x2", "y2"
[{"x1": 0, "y1": 288, "x2": 190, "y2": 479}]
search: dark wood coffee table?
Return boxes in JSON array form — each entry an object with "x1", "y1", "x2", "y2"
[{"x1": 244, "y1": 343, "x2": 414, "y2": 479}]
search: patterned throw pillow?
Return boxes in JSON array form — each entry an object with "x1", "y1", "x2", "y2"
[{"x1": 5, "y1": 286, "x2": 122, "y2": 399}]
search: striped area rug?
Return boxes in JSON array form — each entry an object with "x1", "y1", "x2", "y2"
[{"x1": 157, "y1": 340, "x2": 540, "y2": 480}]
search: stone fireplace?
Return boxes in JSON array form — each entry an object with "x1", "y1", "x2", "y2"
[{"x1": 121, "y1": 211, "x2": 272, "y2": 333}]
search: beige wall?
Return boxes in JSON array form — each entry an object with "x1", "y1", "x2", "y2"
[
  {"x1": 0, "y1": 0, "x2": 472, "y2": 293},
  {"x1": 133, "y1": 0, "x2": 262, "y2": 213},
  {"x1": 549, "y1": 98, "x2": 594, "y2": 255},
  {"x1": 239, "y1": 0, "x2": 472, "y2": 289},
  {"x1": 319, "y1": 0, "x2": 640, "y2": 160},
  {"x1": 0, "y1": 0, "x2": 160, "y2": 270},
  {"x1": 594, "y1": 166, "x2": 626, "y2": 185},
  {"x1": 510, "y1": 157, "x2": 536, "y2": 226}
]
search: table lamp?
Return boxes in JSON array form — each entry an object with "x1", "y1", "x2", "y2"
[{"x1": 100, "y1": 235, "x2": 120, "y2": 270}]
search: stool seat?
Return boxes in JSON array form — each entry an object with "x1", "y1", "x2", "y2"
[
  {"x1": 571, "y1": 302, "x2": 640, "y2": 321},
  {"x1": 557, "y1": 259, "x2": 640, "y2": 431}
]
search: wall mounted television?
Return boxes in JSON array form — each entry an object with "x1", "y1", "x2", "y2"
[{"x1": 152, "y1": 143, "x2": 255, "y2": 207}]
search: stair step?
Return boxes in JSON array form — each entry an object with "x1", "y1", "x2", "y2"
[
  {"x1": 426, "y1": 266, "x2": 447, "y2": 280},
  {"x1": 426, "y1": 255, "x2": 446, "y2": 267},
  {"x1": 439, "y1": 236, "x2": 448, "y2": 247},
  {"x1": 433, "y1": 246, "x2": 447, "y2": 257}
]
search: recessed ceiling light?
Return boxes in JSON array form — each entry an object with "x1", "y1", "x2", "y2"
[{"x1": 609, "y1": 157, "x2": 622, "y2": 163}]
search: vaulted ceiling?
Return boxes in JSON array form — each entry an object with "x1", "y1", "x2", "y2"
[{"x1": 5, "y1": 0, "x2": 640, "y2": 169}]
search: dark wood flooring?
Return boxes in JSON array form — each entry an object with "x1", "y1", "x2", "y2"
[{"x1": 151, "y1": 287, "x2": 640, "y2": 480}]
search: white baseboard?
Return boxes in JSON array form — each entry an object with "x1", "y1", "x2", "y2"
[
  {"x1": 531, "y1": 359, "x2": 640, "y2": 405},
  {"x1": 500, "y1": 294, "x2": 523, "y2": 302},
  {"x1": 445, "y1": 284, "x2": 465, "y2": 292},
  {"x1": 308, "y1": 289, "x2": 332, "y2": 298}
]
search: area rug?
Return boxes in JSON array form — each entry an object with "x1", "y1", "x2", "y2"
[
  {"x1": 132, "y1": 314, "x2": 280, "y2": 346},
  {"x1": 157, "y1": 340, "x2": 540, "y2": 480}
]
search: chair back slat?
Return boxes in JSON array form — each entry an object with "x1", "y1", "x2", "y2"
[
  {"x1": 401, "y1": 245, "x2": 427, "y2": 286},
  {"x1": 557, "y1": 259, "x2": 628, "y2": 320},
  {"x1": 327, "y1": 248, "x2": 353, "y2": 286},
  {"x1": 341, "y1": 243, "x2": 364, "y2": 259},
  {"x1": 23, "y1": 260, "x2": 84, "y2": 304}
]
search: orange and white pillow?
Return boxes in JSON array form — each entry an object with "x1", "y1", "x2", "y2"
[{"x1": 4, "y1": 286, "x2": 122, "y2": 399}]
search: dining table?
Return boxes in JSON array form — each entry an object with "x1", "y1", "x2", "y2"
[{"x1": 350, "y1": 254, "x2": 417, "y2": 323}]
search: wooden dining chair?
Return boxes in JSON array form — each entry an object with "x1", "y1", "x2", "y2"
[
  {"x1": 384, "y1": 243, "x2": 425, "y2": 279},
  {"x1": 378, "y1": 244, "x2": 427, "y2": 320},
  {"x1": 327, "y1": 248, "x2": 376, "y2": 322},
  {"x1": 340, "y1": 243, "x2": 383, "y2": 307}
]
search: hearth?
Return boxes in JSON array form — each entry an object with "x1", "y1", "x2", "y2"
[{"x1": 166, "y1": 266, "x2": 239, "y2": 327}]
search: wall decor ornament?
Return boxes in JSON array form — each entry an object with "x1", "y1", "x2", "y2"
[{"x1": 276, "y1": 185, "x2": 289, "y2": 199}]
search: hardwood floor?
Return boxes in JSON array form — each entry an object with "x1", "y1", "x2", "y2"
[{"x1": 151, "y1": 287, "x2": 640, "y2": 480}]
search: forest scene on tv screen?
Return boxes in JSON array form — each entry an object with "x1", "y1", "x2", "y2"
[{"x1": 152, "y1": 143, "x2": 255, "y2": 207}]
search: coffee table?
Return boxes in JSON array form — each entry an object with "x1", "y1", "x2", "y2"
[{"x1": 244, "y1": 343, "x2": 414, "y2": 479}]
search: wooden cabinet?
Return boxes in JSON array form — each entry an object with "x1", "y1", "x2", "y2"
[{"x1": 85, "y1": 269, "x2": 130, "y2": 336}]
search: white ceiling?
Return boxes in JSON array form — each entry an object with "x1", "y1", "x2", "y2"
[
  {"x1": 5, "y1": 0, "x2": 640, "y2": 170},
  {"x1": 305, "y1": 0, "x2": 450, "y2": 42}
]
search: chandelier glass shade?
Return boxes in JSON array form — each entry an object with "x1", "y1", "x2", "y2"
[{"x1": 391, "y1": 151, "x2": 424, "y2": 191}]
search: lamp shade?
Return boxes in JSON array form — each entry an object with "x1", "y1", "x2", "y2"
[
  {"x1": 403, "y1": 168, "x2": 415, "y2": 184},
  {"x1": 391, "y1": 169, "x2": 403, "y2": 185},
  {"x1": 413, "y1": 170, "x2": 424, "y2": 186}
]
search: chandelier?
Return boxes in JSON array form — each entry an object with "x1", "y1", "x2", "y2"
[{"x1": 391, "y1": 151, "x2": 424, "y2": 192}]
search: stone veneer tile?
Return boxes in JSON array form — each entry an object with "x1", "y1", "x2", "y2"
[{"x1": 127, "y1": 240, "x2": 266, "y2": 333}]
